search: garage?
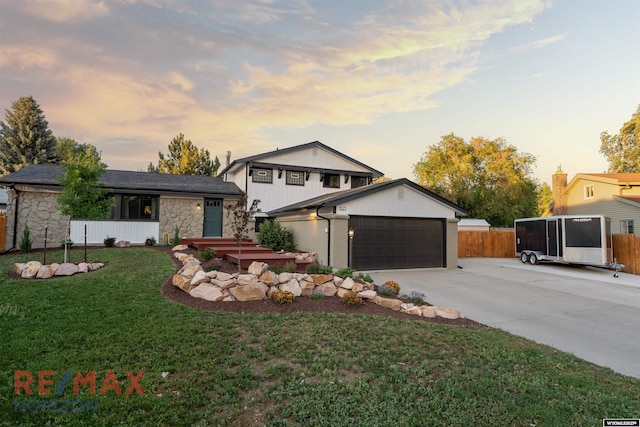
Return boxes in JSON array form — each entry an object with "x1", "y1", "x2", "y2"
[{"x1": 349, "y1": 216, "x2": 445, "y2": 270}]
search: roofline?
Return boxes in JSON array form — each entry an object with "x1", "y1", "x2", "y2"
[
  {"x1": 219, "y1": 141, "x2": 384, "y2": 177},
  {"x1": 566, "y1": 173, "x2": 640, "y2": 190},
  {"x1": 614, "y1": 195, "x2": 640, "y2": 208}
]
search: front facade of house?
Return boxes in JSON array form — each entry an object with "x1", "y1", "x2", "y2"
[
  {"x1": 0, "y1": 165, "x2": 243, "y2": 250},
  {"x1": 220, "y1": 141, "x2": 384, "y2": 213},
  {"x1": 268, "y1": 179, "x2": 467, "y2": 270},
  {"x1": 552, "y1": 169, "x2": 640, "y2": 235}
]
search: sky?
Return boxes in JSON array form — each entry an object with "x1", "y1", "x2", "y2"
[{"x1": 1, "y1": 0, "x2": 639, "y2": 185}]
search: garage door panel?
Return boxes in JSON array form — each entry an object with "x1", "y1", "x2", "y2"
[{"x1": 349, "y1": 216, "x2": 445, "y2": 270}]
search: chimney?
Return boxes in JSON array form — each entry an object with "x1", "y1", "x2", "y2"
[
  {"x1": 552, "y1": 165, "x2": 568, "y2": 216},
  {"x1": 225, "y1": 151, "x2": 231, "y2": 168}
]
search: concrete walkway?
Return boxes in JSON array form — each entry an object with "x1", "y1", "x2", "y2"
[{"x1": 365, "y1": 258, "x2": 640, "y2": 379}]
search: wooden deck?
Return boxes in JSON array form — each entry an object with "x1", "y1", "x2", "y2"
[{"x1": 206, "y1": 246, "x2": 274, "y2": 258}]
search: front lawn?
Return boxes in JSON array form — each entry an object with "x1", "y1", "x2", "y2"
[{"x1": 1, "y1": 247, "x2": 639, "y2": 426}]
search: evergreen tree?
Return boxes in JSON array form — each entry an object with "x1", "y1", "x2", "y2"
[
  {"x1": 148, "y1": 133, "x2": 220, "y2": 176},
  {"x1": 0, "y1": 96, "x2": 58, "y2": 175}
]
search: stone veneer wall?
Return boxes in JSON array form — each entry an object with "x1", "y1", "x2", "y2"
[
  {"x1": 159, "y1": 197, "x2": 204, "y2": 240},
  {"x1": 221, "y1": 200, "x2": 237, "y2": 238},
  {"x1": 5, "y1": 189, "x2": 68, "y2": 250}
]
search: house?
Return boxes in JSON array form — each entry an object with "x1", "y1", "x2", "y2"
[
  {"x1": 0, "y1": 188, "x2": 7, "y2": 211},
  {"x1": 219, "y1": 141, "x2": 384, "y2": 214},
  {"x1": 458, "y1": 219, "x2": 491, "y2": 232},
  {"x1": 0, "y1": 164, "x2": 243, "y2": 250},
  {"x1": 552, "y1": 167, "x2": 640, "y2": 235},
  {"x1": 267, "y1": 178, "x2": 468, "y2": 270}
]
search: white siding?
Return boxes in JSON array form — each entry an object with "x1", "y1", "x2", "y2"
[
  {"x1": 337, "y1": 185, "x2": 457, "y2": 218},
  {"x1": 260, "y1": 146, "x2": 373, "y2": 173},
  {"x1": 70, "y1": 221, "x2": 159, "y2": 244}
]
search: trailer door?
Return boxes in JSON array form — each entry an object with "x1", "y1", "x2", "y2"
[{"x1": 547, "y1": 220, "x2": 558, "y2": 257}]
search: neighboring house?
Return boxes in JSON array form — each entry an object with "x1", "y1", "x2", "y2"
[
  {"x1": 219, "y1": 141, "x2": 384, "y2": 214},
  {"x1": 0, "y1": 188, "x2": 7, "y2": 211},
  {"x1": 268, "y1": 178, "x2": 468, "y2": 270},
  {"x1": 458, "y1": 219, "x2": 491, "y2": 232},
  {"x1": 552, "y1": 168, "x2": 640, "y2": 235},
  {"x1": 0, "y1": 164, "x2": 243, "y2": 250}
]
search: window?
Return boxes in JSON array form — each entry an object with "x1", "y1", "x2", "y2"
[
  {"x1": 584, "y1": 185, "x2": 594, "y2": 199},
  {"x1": 323, "y1": 173, "x2": 340, "y2": 188},
  {"x1": 252, "y1": 168, "x2": 272, "y2": 183},
  {"x1": 351, "y1": 176, "x2": 368, "y2": 189},
  {"x1": 121, "y1": 195, "x2": 159, "y2": 220},
  {"x1": 286, "y1": 170, "x2": 304, "y2": 186},
  {"x1": 621, "y1": 220, "x2": 634, "y2": 234}
]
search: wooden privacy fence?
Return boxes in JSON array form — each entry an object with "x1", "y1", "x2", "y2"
[
  {"x1": 612, "y1": 234, "x2": 640, "y2": 275},
  {"x1": 458, "y1": 230, "x2": 515, "y2": 258},
  {"x1": 0, "y1": 211, "x2": 6, "y2": 252}
]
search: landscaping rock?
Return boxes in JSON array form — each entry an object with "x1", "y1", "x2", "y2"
[
  {"x1": 78, "y1": 263, "x2": 90, "y2": 273},
  {"x1": 172, "y1": 275, "x2": 192, "y2": 292},
  {"x1": 115, "y1": 240, "x2": 130, "y2": 248},
  {"x1": 310, "y1": 274, "x2": 333, "y2": 285},
  {"x1": 336, "y1": 288, "x2": 351, "y2": 298},
  {"x1": 352, "y1": 282, "x2": 364, "y2": 293},
  {"x1": 405, "y1": 306, "x2": 423, "y2": 316},
  {"x1": 172, "y1": 244, "x2": 189, "y2": 251},
  {"x1": 248, "y1": 261, "x2": 268, "y2": 276},
  {"x1": 278, "y1": 272, "x2": 294, "y2": 283},
  {"x1": 230, "y1": 283, "x2": 268, "y2": 301},
  {"x1": 223, "y1": 295, "x2": 236, "y2": 302},
  {"x1": 14, "y1": 263, "x2": 27, "y2": 275},
  {"x1": 373, "y1": 296, "x2": 403, "y2": 311},
  {"x1": 216, "y1": 271, "x2": 234, "y2": 281},
  {"x1": 267, "y1": 286, "x2": 279, "y2": 299},
  {"x1": 55, "y1": 263, "x2": 79, "y2": 276},
  {"x1": 191, "y1": 270, "x2": 210, "y2": 286},
  {"x1": 259, "y1": 271, "x2": 279, "y2": 285},
  {"x1": 340, "y1": 277, "x2": 355, "y2": 290},
  {"x1": 177, "y1": 264, "x2": 202, "y2": 279},
  {"x1": 90, "y1": 263, "x2": 104, "y2": 271},
  {"x1": 211, "y1": 279, "x2": 237, "y2": 290},
  {"x1": 205, "y1": 270, "x2": 218, "y2": 279},
  {"x1": 174, "y1": 252, "x2": 189, "y2": 262},
  {"x1": 189, "y1": 283, "x2": 224, "y2": 301},
  {"x1": 280, "y1": 279, "x2": 302, "y2": 297},
  {"x1": 434, "y1": 307, "x2": 462, "y2": 320},
  {"x1": 21, "y1": 261, "x2": 42, "y2": 279},
  {"x1": 420, "y1": 306, "x2": 436, "y2": 318},
  {"x1": 237, "y1": 274, "x2": 258, "y2": 286},
  {"x1": 315, "y1": 282, "x2": 338, "y2": 297},
  {"x1": 36, "y1": 264, "x2": 57, "y2": 279},
  {"x1": 358, "y1": 290, "x2": 377, "y2": 299}
]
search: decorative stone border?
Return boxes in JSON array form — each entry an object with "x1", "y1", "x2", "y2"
[
  {"x1": 171, "y1": 251, "x2": 463, "y2": 320},
  {"x1": 13, "y1": 261, "x2": 105, "y2": 279}
]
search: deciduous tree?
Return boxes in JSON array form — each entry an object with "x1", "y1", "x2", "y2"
[
  {"x1": 56, "y1": 137, "x2": 98, "y2": 164},
  {"x1": 0, "y1": 96, "x2": 58, "y2": 175},
  {"x1": 413, "y1": 133, "x2": 538, "y2": 227},
  {"x1": 600, "y1": 106, "x2": 640, "y2": 172},
  {"x1": 148, "y1": 133, "x2": 220, "y2": 176}
]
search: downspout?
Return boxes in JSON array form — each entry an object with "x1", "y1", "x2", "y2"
[{"x1": 315, "y1": 205, "x2": 331, "y2": 266}]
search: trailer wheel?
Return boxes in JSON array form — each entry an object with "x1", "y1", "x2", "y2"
[
  {"x1": 520, "y1": 252, "x2": 529, "y2": 263},
  {"x1": 529, "y1": 253, "x2": 538, "y2": 265}
]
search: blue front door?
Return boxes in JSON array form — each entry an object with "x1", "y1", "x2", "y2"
[{"x1": 203, "y1": 199, "x2": 222, "y2": 237}]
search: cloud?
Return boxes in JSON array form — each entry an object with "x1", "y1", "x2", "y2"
[
  {"x1": 508, "y1": 33, "x2": 568, "y2": 54},
  {"x1": 20, "y1": 0, "x2": 110, "y2": 23}
]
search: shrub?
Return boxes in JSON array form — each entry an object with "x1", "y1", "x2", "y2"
[
  {"x1": 199, "y1": 248, "x2": 216, "y2": 261},
  {"x1": 309, "y1": 289, "x2": 325, "y2": 300},
  {"x1": 409, "y1": 291, "x2": 426, "y2": 305},
  {"x1": 19, "y1": 224, "x2": 32, "y2": 253},
  {"x1": 383, "y1": 280, "x2": 400, "y2": 294},
  {"x1": 145, "y1": 236, "x2": 157, "y2": 246},
  {"x1": 334, "y1": 268, "x2": 355, "y2": 279},
  {"x1": 270, "y1": 266, "x2": 283, "y2": 275},
  {"x1": 283, "y1": 262, "x2": 297, "y2": 273},
  {"x1": 257, "y1": 219, "x2": 296, "y2": 252},
  {"x1": 171, "y1": 226, "x2": 181, "y2": 246},
  {"x1": 206, "y1": 259, "x2": 222, "y2": 272},
  {"x1": 306, "y1": 263, "x2": 333, "y2": 274},
  {"x1": 272, "y1": 290, "x2": 294, "y2": 304},
  {"x1": 355, "y1": 273, "x2": 373, "y2": 283},
  {"x1": 104, "y1": 236, "x2": 116, "y2": 247},
  {"x1": 377, "y1": 286, "x2": 395, "y2": 297},
  {"x1": 341, "y1": 291, "x2": 363, "y2": 307}
]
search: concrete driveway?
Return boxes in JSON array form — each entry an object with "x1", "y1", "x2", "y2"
[{"x1": 365, "y1": 258, "x2": 640, "y2": 379}]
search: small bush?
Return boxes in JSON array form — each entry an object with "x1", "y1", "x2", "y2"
[
  {"x1": 171, "y1": 226, "x2": 181, "y2": 246},
  {"x1": 335, "y1": 268, "x2": 355, "y2": 279},
  {"x1": 270, "y1": 266, "x2": 283, "y2": 275},
  {"x1": 257, "y1": 219, "x2": 296, "y2": 252},
  {"x1": 309, "y1": 289, "x2": 325, "y2": 300},
  {"x1": 306, "y1": 263, "x2": 333, "y2": 274},
  {"x1": 145, "y1": 236, "x2": 157, "y2": 246},
  {"x1": 383, "y1": 280, "x2": 400, "y2": 294},
  {"x1": 283, "y1": 262, "x2": 297, "y2": 273},
  {"x1": 341, "y1": 291, "x2": 363, "y2": 307},
  {"x1": 355, "y1": 273, "x2": 373, "y2": 283},
  {"x1": 206, "y1": 259, "x2": 222, "y2": 272},
  {"x1": 409, "y1": 291, "x2": 426, "y2": 305},
  {"x1": 200, "y1": 248, "x2": 216, "y2": 261},
  {"x1": 19, "y1": 224, "x2": 32, "y2": 253},
  {"x1": 378, "y1": 286, "x2": 395, "y2": 297},
  {"x1": 272, "y1": 290, "x2": 294, "y2": 304},
  {"x1": 104, "y1": 236, "x2": 116, "y2": 247}
]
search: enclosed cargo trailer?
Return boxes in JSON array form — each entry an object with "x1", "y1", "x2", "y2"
[{"x1": 514, "y1": 215, "x2": 624, "y2": 276}]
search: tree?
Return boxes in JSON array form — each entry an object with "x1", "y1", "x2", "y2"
[
  {"x1": 57, "y1": 146, "x2": 114, "y2": 220},
  {"x1": 227, "y1": 193, "x2": 260, "y2": 273},
  {"x1": 0, "y1": 96, "x2": 58, "y2": 176},
  {"x1": 600, "y1": 106, "x2": 640, "y2": 172},
  {"x1": 56, "y1": 137, "x2": 98, "y2": 164},
  {"x1": 413, "y1": 133, "x2": 538, "y2": 227},
  {"x1": 536, "y1": 182, "x2": 553, "y2": 216},
  {"x1": 148, "y1": 133, "x2": 220, "y2": 176}
]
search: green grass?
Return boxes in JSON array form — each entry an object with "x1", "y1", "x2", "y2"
[{"x1": 1, "y1": 248, "x2": 639, "y2": 426}]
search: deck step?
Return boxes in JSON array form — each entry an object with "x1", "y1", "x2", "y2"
[
  {"x1": 209, "y1": 246, "x2": 274, "y2": 257},
  {"x1": 225, "y1": 253, "x2": 297, "y2": 269}
]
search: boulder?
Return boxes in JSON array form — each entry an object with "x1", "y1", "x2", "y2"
[
  {"x1": 189, "y1": 284, "x2": 225, "y2": 301},
  {"x1": 259, "y1": 271, "x2": 280, "y2": 285},
  {"x1": 315, "y1": 282, "x2": 338, "y2": 297},
  {"x1": 420, "y1": 306, "x2": 436, "y2": 318},
  {"x1": 278, "y1": 272, "x2": 294, "y2": 283},
  {"x1": 36, "y1": 265, "x2": 56, "y2": 279},
  {"x1": 340, "y1": 277, "x2": 355, "y2": 290},
  {"x1": 405, "y1": 306, "x2": 423, "y2": 316},
  {"x1": 333, "y1": 276, "x2": 344, "y2": 286},
  {"x1": 279, "y1": 279, "x2": 302, "y2": 297},
  {"x1": 237, "y1": 274, "x2": 258, "y2": 286},
  {"x1": 55, "y1": 263, "x2": 79, "y2": 276},
  {"x1": 77, "y1": 263, "x2": 90, "y2": 273},
  {"x1": 434, "y1": 307, "x2": 462, "y2": 320},
  {"x1": 205, "y1": 270, "x2": 218, "y2": 279},
  {"x1": 352, "y1": 282, "x2": 364, "y2": 293},
  {"x1": 174, "y1": 252, "x2": 189, "y2": 262},
  {"x1": 216, "y1": 271, "x2": 234, "y2": 281},
  {"x1": 336, "y1": 288, "x2": 351, "y2": 298},
  {"x1": 359, "y1": 290, "x2": 377, "y2": 299},
  {"x1": 21, "y1": 261, "x2": 42, "y2": 279},
  {"x1": 223, "y1": 296, "x2": 236, "y2": 302},
  {"x1": 373, "y1": 296, "x2": 403, "y2": 311},
  {"x1": 172, "y1": 244, "x2": 189, "y2": 251},
  {"x1": 115, "y1": 240, "x2": 130, "y2": 248},
  {"x1": 13, "y1": 263, "x2": 27, "y2": 275},
  {"x1": 191, "y1": 270, "x2": 210, "y2": 286},
  {"x1": 230, "y1": 283, "x2": 268, "y2": 301},
  {"x1": 182, "y1": 256, "x2": 200, "y2": 265},
  {"x1": 172, "y1": 275, "x2": 192, "y2": 292},
  {"x1": 310, "y1": 274, "x2": 333, "y2": 285},
  {"x1": 248, "y1": 261, "x2": 268, "y2": 276},
  {"x1": 211, "y1": 279, "x2": 237, "y2": 290},
  {"x1": 401, "y1": 303, "x2": 415, "y2": 311},
  {"x1": 90, "y1": 263, "x2": 104, "y2": 271},
  {"x1": 177, "y1": 264, "x2": 202, "y2": 279},
  {"x1": 294, "y1": 273, "x2": 309, "y2": 282},
  {"x1": 266, "y1": 286, "x2": 279, "y2": 299}
]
